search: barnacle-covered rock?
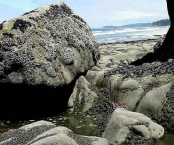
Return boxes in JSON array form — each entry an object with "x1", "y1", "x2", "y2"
[
  {"x1": 0, "y1": 121, "x2": 109, "y2": 145},
  {"x1": 62, "y1": 47, "x2": 75, "y2": 65},
  {"x1": 0, "y1": 2, "x2": 99, "y2": 86}
]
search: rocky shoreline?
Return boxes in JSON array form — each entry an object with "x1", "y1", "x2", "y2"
[
  {"x1": 1, "y1": 1, "x2": 174, "y2": 145},
  {"x1": 0, "y1": 35, "x2": 173, "y2": 145},
  {"x1": 68, "y1": 36, "x2": 174, "y2": 144}
]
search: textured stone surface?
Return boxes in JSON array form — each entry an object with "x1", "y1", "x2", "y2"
[
  {"x1": 103, "y1": 108, "x2": 164, "y2": 145},
  {"x1": 136, "y1": 83, "x2": 172, "y2": 118},
  {"x1": 0, "y1": 2, "x2": 100, "y2": 86},
  {"x1": 0, "y1": 121, "x2": 56, "y2": 145},
  {"x1": 0, "y1": 1, "x2": 100, "y2": 120},
  {"x1": 0, "y1": 121, "x2": 109, "y2": 145},
  {"x1": 68, "y1": 39, "x2": 174, "y2": 138},
  {"x1": 68, "y1": 76, "x2": 98, "y2": 112},
  {"x1": 98, "y1": 39, "x2": 156, "y2": 69}
]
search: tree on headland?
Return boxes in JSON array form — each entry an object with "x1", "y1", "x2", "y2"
[{"x1": 152, "y1": 19, "x2": 170, "y2": 26}]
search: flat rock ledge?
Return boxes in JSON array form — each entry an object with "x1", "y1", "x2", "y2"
[{"x1": 0, "y1": 121, "x2": 108, "y2": 145}]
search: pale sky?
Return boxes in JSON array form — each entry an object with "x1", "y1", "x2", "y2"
[{"x1": 0, "y1": 0, "x2": 169, "y2": 28}]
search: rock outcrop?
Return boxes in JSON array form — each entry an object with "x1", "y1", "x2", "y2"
[
  {"x1": 0, "y1": 121, "x2": 108, "y2": 145},
  {"x1": 103, "y1": 108, "x2": 164, "y2": 145},
  {"x1": 0, "y1": 2, "x2": 100, "y2": 119}
]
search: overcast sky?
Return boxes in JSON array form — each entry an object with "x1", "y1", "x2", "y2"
[{"x1": 0, "y1": 0, "x2": 169, "y2": 28}]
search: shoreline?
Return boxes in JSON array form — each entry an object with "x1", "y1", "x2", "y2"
[{"x1": 99, "y1": 38, "x2": 160, "y2": 46}]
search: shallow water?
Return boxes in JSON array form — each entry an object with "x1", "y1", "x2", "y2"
[
  {"x1": 0, "y1": 110, "x2": 174, "y2": 145},
  {"x1": 0, "y1": 110, "x2": 98, "y2": 136},
  {"x1": 153, "y1": 134, "x2": 174, "y2": 145}
]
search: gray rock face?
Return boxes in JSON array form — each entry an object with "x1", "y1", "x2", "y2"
[
  {"x1": 0, "y1": 121, "x2": 56, "y2": 145},
  {"x1": 136, "y1": 83, "x2": 172, "y2": 118},
  {"x1": 0, "y1": 2, "x2": 100, "y2": 86},
  {"x1": 103, "y1": 108, "x2": 164, "y2": 145},
  {"x1": 0, "y1": 121, "x2": 109, "y2": 145},
  {"x1": 68, "y1": 76, "x2": 99, "y2": 112},
  {"x1": 68, "y1": 39, "x2": 174, "y2": 137}
]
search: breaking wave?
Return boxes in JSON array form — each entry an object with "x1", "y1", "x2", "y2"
[{"x1": 92, "y1": 26, "x2": 169, "y2": 43}]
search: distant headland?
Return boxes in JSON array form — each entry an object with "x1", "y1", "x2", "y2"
[
  {"x1": 152, "y1": 19, "x2": 170, "y2": 26},
  {"x1": 103, "y1": 19, "x2": 170, "y2": 29}
]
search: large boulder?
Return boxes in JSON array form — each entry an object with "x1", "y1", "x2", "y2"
[
  {"x1": 0, "y1": 2, "x2": 99, "y2": 86},
  {"x1": 0, "y1": 121, "x2": 108, "y2": 145},
  {"x1": 0, "y1": 2, "x2": 100, "y2": 119},
  {"x1": 102, "y1": 108, "x2": 164, "y2": 145}
]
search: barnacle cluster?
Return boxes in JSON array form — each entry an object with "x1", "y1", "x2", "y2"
[
  {"x1": 41, "y1": 62, "x2": 57, "y2": 78},
  {"x1": 62, "y1": 47, "x2": 74, "y2": 65},
  {"x1": 0, "y1": 36, "x2": 14, "y2": 47},
  {"x1": 0, "y1": 2, "x2": 100, "y2": 86},
  {"x1": 104, "y1": 58, "x2": 174, "y2": 79},
  {"x1": 0, "y1": 62, "x2": 4, "y2": 76},
  {"x1": 44, "y1": 3, "x2": 73, "y2": 19},
  {"x1": 43, "y1": 42, "x2": 58, "y2": 61},
  {"x1": 0, "y1": 47, "x2": 35, "y2": 84},
  {"x1": 12, "y1": 19, "x2": 32, "y2": 33}
]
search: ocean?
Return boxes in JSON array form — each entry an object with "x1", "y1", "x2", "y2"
[{"x1": 92, "y1": 26, "x2": 169, "y2": 43}]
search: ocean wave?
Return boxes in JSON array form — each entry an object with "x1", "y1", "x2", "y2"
[
  {"x1": 93, "y1": 31, "x2": 115, "y2": 36},
  {"x1": 114, "y1": 28, "x2": 141, "y2": 33},
  {"x1": 92, "y1": 26, "x2": 169, "y2": 36},
  {"x1": 93, "y1": 26, "x2": 169, "y2": 43}
]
